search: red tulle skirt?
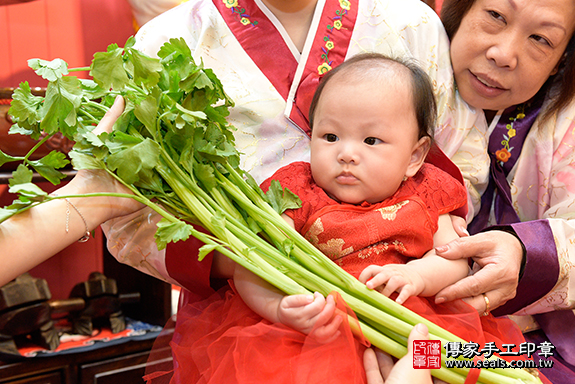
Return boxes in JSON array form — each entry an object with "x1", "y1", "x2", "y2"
[{"x1": 145, "y1": 285, "x2": 547, "y2": 384}]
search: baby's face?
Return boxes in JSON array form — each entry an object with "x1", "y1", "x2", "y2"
[{"x1": 310, "y1": 75, "x2": 421, "y2": 204}]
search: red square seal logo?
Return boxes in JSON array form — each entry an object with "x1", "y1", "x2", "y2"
[{"x1": 413, "y1": 340, "x2": 441, "y2": 369}]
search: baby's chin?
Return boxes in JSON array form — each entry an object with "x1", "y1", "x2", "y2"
[{"x1": 326, "y1": 191, "x2": 378, "y2": 205}]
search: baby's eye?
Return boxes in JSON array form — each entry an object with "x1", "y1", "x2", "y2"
[
  {"x1": 364, "y1": 137, "x2": 382, "y2": 145},
  {"x1": 324, "y1": 133, "x2": 339, "y2": 142}
]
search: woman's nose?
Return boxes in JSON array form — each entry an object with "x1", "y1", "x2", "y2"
[{"x1": 485, "y1": 34, "x2": 519, "y2": 70}]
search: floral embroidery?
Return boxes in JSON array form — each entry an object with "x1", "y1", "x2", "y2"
[
  {"x1": 224, "y1": 0, "x2": 258, "y2": 27},
  {"x1": 375, "y1": 201, "x2": 409, "y2": 221},
  {"x1": 496, "y1": 105, "x2": 525, "y2": 166},
  {"x1": 339, "y1": 0, "x2": 351, "y2": 10},
  {"x1": 318, "y1": 62, "x2": 332, "y2": 74},
  {"x1": 392, "y1": 240, "x2": 407, "y2": 255},
  {"x1": 318, "y1": 1, "x2": 352, "y2": 75},
  {"x1": 358, "y1": 242, "x2": 389, "y2": 259},
  {"x1": 495, "y1": 148, "x2": 511, "y2": 163},
  {"x1": 305, "y1": 218, "x2": 353, "y2": 259}
]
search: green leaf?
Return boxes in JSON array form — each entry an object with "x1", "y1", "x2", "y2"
[
  {"x1": 29, "y1": 151, "x2": 69, "y2": 185},
  {"x1": 126, "y1": 48, "x2": 162, "y2": 87},
  {"x1": 134, "y1": 94, "x2": 158, "y2": 137},
  {"x1": 0, "y1": 150, "x2": 18, "y2": 167},
  {"x1": 8, "y1": 82, "x2": 43, "y2": 136},
  {"x1": 69, "y1": 151, "x2": 106, "y2": 170},
  {"x1": 9, "y1": 164, "x2": 33, "y2": 186},
  {"x1": 265, "y1": 180, "x2": 302, "y2": 215},
  {"x1": 8, "y1": 182, "x2": 48, "y2": 201},
  {"x1": 106, "y1": 138, "x2": 160, "y2": 185},
  {"x1": 8, "y1": 124, "x2": 36, "y2": 137},
  {"x1": 155, "y1": 218, "x2": 193, "y2": 250},
  {"x1": 175, "y1": 103, "x2": 207, "y2": 121},
  {"x1": 40, "y1": 77, "x2": 83, "y2": 138},
  {"x1": 90, "y1": 43, "x2": 129, "y2": 90},
  {"x1": 134, "y1": 170, "x2": 165, "y2": 194},
  {"x1": 0, "y1": 207, "x2": 19, "y2": 224},
  {"x1": 193, "y1": 162, "x2": 217, "y2": 190},
  {"x1": 180, "y1": 70, "x2": 213, "y2": 93},
  {"x1": 28, "y1": 58, "x2": 68, "y2": 82},
  {"x1": 198, "y1": 244, "x2": 219, "y2": 261}
]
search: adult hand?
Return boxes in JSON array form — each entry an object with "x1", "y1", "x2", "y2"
[
  {"x1": 450, "y1": 215, "x2": 469, "y2": 238},
  {"x1": 66, "y1": 96, "x2": 145, "y2": 223},
  {"x1": 434, "y1": 230, "x2": 523, "y2": 313},
  {"x1": 364, "y1": 323, "x2": 432, "y2": 384}
]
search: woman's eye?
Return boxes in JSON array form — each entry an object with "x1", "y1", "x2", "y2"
[
  {"x1": 325, "y1": 133, "x2": 338, "y2": 142},
  {"x1": 487, "y1": 10, "x2": 505, "y2": 23},
  {"x1": 531, "y1": 34, "x2": 551, "y2": 47},
  {"x1": 364, "y1": 137, "x2": 382, "y2": 145}
]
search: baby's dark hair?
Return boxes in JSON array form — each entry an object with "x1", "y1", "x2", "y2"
[{"x1": 308, "y1": 53, "x2": 436, "y2": 141}]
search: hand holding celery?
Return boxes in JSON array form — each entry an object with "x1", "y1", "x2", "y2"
[{"x1": 1, "y1": 37, "x2": 541, "y2": 384}]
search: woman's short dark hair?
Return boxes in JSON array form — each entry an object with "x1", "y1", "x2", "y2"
[
  {"x1": 308, "y1": 52, "x2": 436, "y2": 140},
  {"x1": 441, "y1": 0, "x2": 575, "y2": 122}
]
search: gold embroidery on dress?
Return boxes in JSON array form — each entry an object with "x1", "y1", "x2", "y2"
[
  {"x1": 376, "y1": 200, "x2": 409, "y2": 221},
  {"x1": 392, "y1": 240, "x2": 407, "y2": 254},
  {"x1": 305, "y1": 218, "x2": 354, "y2": 258},
  {"x1": 358, "y1": 242, "x2": 389, "y2": 259}
]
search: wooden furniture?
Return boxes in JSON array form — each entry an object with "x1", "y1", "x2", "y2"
[
  {"x1": 0, "y1": 337, "x2": 173, "y2": 384},
  {"x1": 0, "y1": 172, "x2": 173, "y2": 383}
]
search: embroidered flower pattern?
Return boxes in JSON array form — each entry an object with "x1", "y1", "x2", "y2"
[
  {"x1": 318, "y1": 62, "x2": 332, "y2": 74},
  {"x1": 339, "y1": 0, "x2": 351, "y2": 10},
  {"x1": 318, "y1": 1, "x2": 352, "y2": 75},
  {"x1": 225, "y1": 0, "x2": 258, "y2": 27},
  {"x1": 376, "y1": 200, "x2": 409, "y2": 221},
  {"x1": 305, "y1": 218, "x2": 353, "y2": 258},
  {"x1": 496, "y1": 105, "x2": 525, "y2": 166}
]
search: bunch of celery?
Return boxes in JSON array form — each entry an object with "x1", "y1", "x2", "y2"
[{"x1": 1, "y1": 37, "x2": 542, "y2": 384}]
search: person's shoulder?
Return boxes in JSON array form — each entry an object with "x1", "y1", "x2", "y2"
[
  {"x1": 260, "y1": 162, "x2": 312, "y2": 193},
  {"x1": 133, "y1": 0, "x2": 218, "y2": 55},
  {"x1": 416, "y1": 163, "x2": 464, "y2": 190},
  {"x1": 372, "y1": 0, "x2": 440, "y2": 26}
]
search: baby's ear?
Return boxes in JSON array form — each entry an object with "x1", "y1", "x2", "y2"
[{"x1": 405, "y1": 137, "x2": 431, "y2": 177}]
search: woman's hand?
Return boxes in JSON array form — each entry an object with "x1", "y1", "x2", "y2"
[
  {"x1": 64, "y1": 96, "x2": 145, "y2": 223},
  {"x1": 434, "y1": 230, "x2": 523, "y2": 313},
  {"x1": 364, "y1": 323, "x2": 433, "y2": 384}
]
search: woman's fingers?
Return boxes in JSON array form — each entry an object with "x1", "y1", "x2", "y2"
[
  {"x1": 434, "y1": 231, "x2": 522, "y2": 311},
  {"x1": 92, "y1": 95, "x2": 125, "y2": 135},
  {"x1": 364, "y1": 348, "x2": 388, "y2": 384}
]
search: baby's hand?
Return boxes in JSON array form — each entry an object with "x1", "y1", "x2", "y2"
[
  {"x1": 278, "y1": 292, "x2": 343, "y2": 343},
  {"x1": 359, "y1": 264, "x2": 425, "y2": 305}
]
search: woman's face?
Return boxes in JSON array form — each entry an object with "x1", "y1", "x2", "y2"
[{"x1": 450, "y1": 0, "x2": 575, "y2": 112}]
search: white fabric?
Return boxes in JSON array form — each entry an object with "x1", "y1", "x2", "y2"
[{"x1": 497, "y1": 97, "x2": 575, "y2": 316}]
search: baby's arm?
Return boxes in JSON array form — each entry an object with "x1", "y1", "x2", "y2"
[
  {"x1": 231, "y1": 214, "x2": 342, "y2": 341},
  {"x1": 359, "y1": 214, "x2": 468, "y2": 304}
]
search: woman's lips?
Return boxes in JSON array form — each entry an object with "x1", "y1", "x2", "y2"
[{"x1": 468, "y1": 70, "x2": 507, "y2": 98}]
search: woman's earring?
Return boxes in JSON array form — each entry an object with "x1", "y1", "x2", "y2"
[{"x1": 402, "y1": 176, "x2": 408, "y2": 182}]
